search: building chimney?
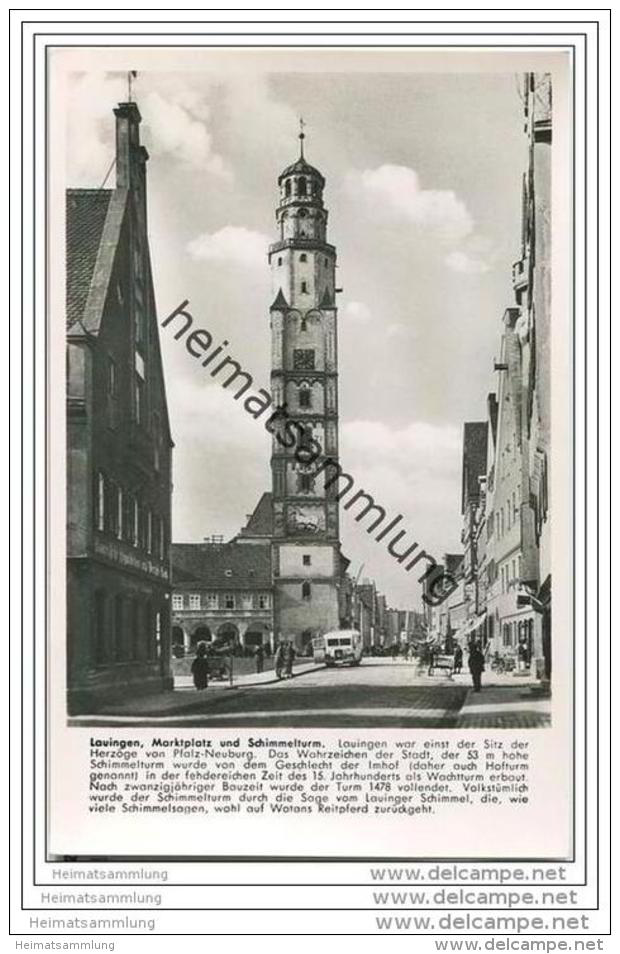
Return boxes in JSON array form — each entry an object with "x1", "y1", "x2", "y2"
[{"x1": 113, "y1": 102, "x2": 148, "y2": 191}]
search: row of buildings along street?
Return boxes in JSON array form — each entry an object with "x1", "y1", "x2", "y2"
[{"x1": 423, "y1": 74, "x2": 552, "y2": 683}]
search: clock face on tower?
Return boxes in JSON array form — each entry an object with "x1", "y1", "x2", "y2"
[{"x1": 293, "y1": 348, "x2": 315, "y2": 370}]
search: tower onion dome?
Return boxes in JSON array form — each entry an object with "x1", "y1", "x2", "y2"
[
  {"x1": 277, "y1": 120, "x2": 326, "y2": 206},
  {"x1": 278, "y1": 156, "x2": 325, "y2": 188}
]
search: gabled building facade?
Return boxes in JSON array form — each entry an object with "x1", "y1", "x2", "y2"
[
  {"x1": 518, "y1": 73, "x2": 552, "y2": 678},
  {"x1": 460, "y1": 421, "x2": 489, "y2": 645},
  {"x1": 66, "y1": 101, "x2": 174, "y2": 712},
  {"x1": 484, "y1": 308, "x2": 537, "y2": 668}
]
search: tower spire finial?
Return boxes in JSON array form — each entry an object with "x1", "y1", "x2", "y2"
[{"x1": 298, "y1": 116, "x2": 306, "y2": 159}]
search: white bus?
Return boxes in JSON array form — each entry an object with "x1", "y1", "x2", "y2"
[{"x1": 312, "y1": 629, "x2": 363, "y2": 667}]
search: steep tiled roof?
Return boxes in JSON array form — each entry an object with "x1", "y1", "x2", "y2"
[
  {"x1": 66, "y1": 189, "x2": 113, "y2": 330},
  {"x1": 270, "y1": 288, "x2": 289, "y2": 311},
  {"x1": 239, "y1": 492, "x2": 273, "y2": 537},
  {"x1": 171, "y1": 541, "x2": 272, "y2": 590}
]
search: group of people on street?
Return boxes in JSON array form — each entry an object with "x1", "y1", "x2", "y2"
[
  {"x1": 274, "y1": 640, "x2": 296, "y2": 680},
  {"x1": 190, "y1": 641, "x2": 210, "y2": 690},
  {"x1": 450, "y1": 640, "x2": 485, "y2": 690},
  {"x1": 255, "y1": 640, "x2": 297, "y2": 679},
  {"x1": 425, "y1": 639, "x2": 485, "y2": 691},
  {"x1": 191, "y1": 638, "x2": 298, "y2": 690}
]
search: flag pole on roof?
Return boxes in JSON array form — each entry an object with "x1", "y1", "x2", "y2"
[{"x1": 298, "y1": 116, "x2": 306, "y2": 159}]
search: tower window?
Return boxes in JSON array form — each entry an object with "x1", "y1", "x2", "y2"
[
  {"x1": 107, "y1": 356, "x2": 116, "y2": 397},
  {"x1": 277, "y1": 257, "x2": 282, "y2": 266},
  {"x1": 299, "y1": 388, "x2": 312, "y2": 408},
  {"x1": 299, "y1": 473, "x2": 314, "y2": 494},
  {"x1": 135, "y1": 373, "x2": 144, "y2": 424},
  {"x1": 297, "y1": 177, "x2": 307, "y2": 196},
  {"x1": 301, "y1": 281, "x2": 308, "y2": 294},
  {"x1": 301, "y1": 581, "x2": 311, "y2": 601},
  {"x1": 293, "y1": 349, "x2": 315, "y2": 370},
  {"x1": 299, "y1": 253, "x2": 307, "y2": 262},
  {"x1": 300, "y1": 317, "x2": 307, "y2": 331},
  {"x1": 95, "y1": 472, "x2": 106, "y2": 532},
  {"x1": 303, "y1": 554, "x2": 311, "y2": 566},
  {"x1": 285, "y1": 180, "x2": 291, "y2": 197}
]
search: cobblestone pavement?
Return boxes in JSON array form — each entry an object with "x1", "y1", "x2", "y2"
[
  {"x1": 70, "y1": 659, "x2": 551, "y2": 728},
  {"x1": 455, "y1": 685, "x2": 551, "y2": 728}
]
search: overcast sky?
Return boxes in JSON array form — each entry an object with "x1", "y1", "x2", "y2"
[{"x1": 66, "y1": 57, "x2": 529, "y2": 608}]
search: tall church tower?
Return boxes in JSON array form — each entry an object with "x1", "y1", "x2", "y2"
[{"x1": 269, "y1": 128, "x2": 343, "y2": 650}]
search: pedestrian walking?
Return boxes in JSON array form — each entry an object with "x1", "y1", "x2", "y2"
[
  {"x1": 190, "y1": 641, "x2": 209, "y2": 691},
  {"x1": 517, "y1": 639, "x2": 530, "y2": 672},
  {"x1": 274, "y1": 642, "x2": 285, "y2": 680},
  {"x1": 468, "y1": 642, "x2": 485, "y2": 692},
  {"x1": 255, "y1": 643, "x2": 264, "y2": 674},
  {"x1": 284, "y1": 640, "x2": 296, "y2": 679},
  {"x1": 453, "y1": 644, "x2": 463, "y2": 675}
]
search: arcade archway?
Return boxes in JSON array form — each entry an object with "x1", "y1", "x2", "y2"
[{"x1": 191, "y1": 625, "x2": 212, "y2": 648}]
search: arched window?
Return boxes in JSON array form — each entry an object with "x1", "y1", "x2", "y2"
[
  {"x1": 297, "y1": 177, "x2": 307, "y2": 196},
  {"x1": 301, "y1": 581, "x2": 311, "y2": 601},
  {"x1": 299, "y1": 253, "x2": 307, "y2": 262},
  {"x1": 285, "y1": 179, "x2": 291, "y2": 197}
]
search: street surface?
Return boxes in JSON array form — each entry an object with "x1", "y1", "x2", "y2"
[{"x1": 71, "y1": 658, "x2": 551, "y2": 728}]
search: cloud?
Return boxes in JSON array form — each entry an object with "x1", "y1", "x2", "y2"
[
  {"x1": 445, "y1": 234, "x2": 497, "y2": 274},
  {"x1": 445, "y1": 250, "x2": 491, "y2": 274},
  {"x1": 142, "y1": 90, "x2": 229, "y2": 176},
  {"x1": 220, "y1": 75, "x2": 300, "y2": 168},
  {"x1": 347, "y1": 164, "x2": 474, "y2": 242},
  {"x1": 337, "y1": 419, "x2": 463, "y2": 601},
  {"x1": 187, "y1": 226, "x2": 270, "y2": 269},
  {"x1": 386, "y1": 322, "x2": 408, "y2": 338},
  {"x1": 343, "y1": 301, "x2": 372, "y2": 324},
  {"x1": 342, "y1": 419, "x2": 460, "y2": 469},
  {"x1": 66, "y1": 71, "x2": 230, "y2": 186}
]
